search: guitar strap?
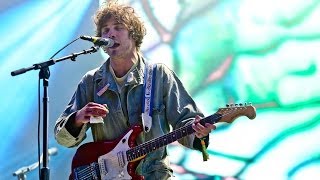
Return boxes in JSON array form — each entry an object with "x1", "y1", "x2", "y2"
[{"x1": 141, "y1": 62, "x2": 155, "y2": 133}]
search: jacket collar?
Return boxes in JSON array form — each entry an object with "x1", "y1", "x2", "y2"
[{"x1": 93, "y1": 56, "x2": 146, "y2": 92}]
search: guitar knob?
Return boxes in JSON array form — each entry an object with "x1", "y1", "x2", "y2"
[
  {"x1": 226, "y1": 104, "x2": 229, "y2": 107},
  {"x1": 239, "y1": 103, "x2": 243, "y2": 106}
]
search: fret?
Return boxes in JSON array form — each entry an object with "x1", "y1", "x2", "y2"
[
  {"x1": 202, "y1": 113, "x2": 221, "y2": 124},
  {"x1": 159, "y1": 137, "x2": 164, "y2": 147},
  {"x1": 175, "y1": 129, "x2": 182, "y2": 139},
  {"x1": 147, "y1": 140, "x2": 156, "y2": 152},
  {"x1": 145, "y1": 144, "x2": 150, "y2": 154},
  {"x1": 141, "y1": 146, "x2": 147, "y2": 155},
  {"x1": 152, "y1": 140, "x2": 158, "y2": 150},
  {"x1": 187, "y1": 124, "x2": 194, "y2": 134},
  {"x1": 136, "y1": 147, "x2": 142, "y2": 158},
  {"x1": 168, "y1": 132, "x2": 173, "y2": 143},
  {"x1": 128, "y1": 149, "x2": 135, "y2": 161},
  {"x1": 171, "y1": 132, "x2": 176, "y2": 141},
  {"x1": 162, "y1": 135, "x2": 168, "y2": 144},
  {"x1": 73, "y1": 104, "x2": 255, "y2": 179},
  {"x1": 147, "y1": 141, "x2": 153, "y2": 151},
  {"x1": 126, "y1": 150, "x2": 131, "y2": 161},
  {"x1": 127, "y1": 113, "x2": 222, "y2": 161},
  {"x1": 146, "y1": 141, "x2": 152, "y2": 153},
  {"x1": 181, "y1": 126, "x2": 188, "y2": 136},
  {"x1": 162, "y1": 136, "x2": 168, "y2": 145},
  {"x1": 155, "y1": 139, "x2": 161, "y2": 149},
  {"x1": 130, "y1": 149, "x2": 136, "y2": 160}
]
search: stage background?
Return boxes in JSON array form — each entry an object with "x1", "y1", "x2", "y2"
[{"x1": 0, "y1": 0, "x2": 319, "y2": 179}]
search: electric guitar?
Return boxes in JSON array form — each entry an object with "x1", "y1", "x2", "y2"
[{"x1": 70, "y1": 104, "x2": 256, "y2": 180}]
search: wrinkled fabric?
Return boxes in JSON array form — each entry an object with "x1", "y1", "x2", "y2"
[{"x1": 54, "y1": 57, "x2": 204, "y2": 179}]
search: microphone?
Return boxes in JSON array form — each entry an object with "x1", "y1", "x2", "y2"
[{"x1": 80, "y1": 35, "x2": 114, "y2": 47}]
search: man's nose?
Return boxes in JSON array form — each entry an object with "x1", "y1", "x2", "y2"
[{"x1": 107, "y1": 30, "x2": 115, "y2": 38}]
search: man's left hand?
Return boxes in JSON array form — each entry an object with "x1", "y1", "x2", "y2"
[{"x1": 192, "y1": 115, "x2": 216, "y2": 138}]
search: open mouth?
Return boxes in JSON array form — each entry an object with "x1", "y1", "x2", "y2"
[{"x1": 110, "y1": 43, "x2": 120, "y2": 49}]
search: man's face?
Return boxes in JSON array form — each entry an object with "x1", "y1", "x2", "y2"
[{"x1": 100, "y1": 17, "x2": 136, "y2": 60}]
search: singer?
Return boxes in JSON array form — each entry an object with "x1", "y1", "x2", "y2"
[{"x1": 54, "y1": 1, "x2": 215, "y2": 179}]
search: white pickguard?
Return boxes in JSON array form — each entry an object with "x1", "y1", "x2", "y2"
[{"x1": 97, "y1": 130, "x2": 133, "y2": 180}]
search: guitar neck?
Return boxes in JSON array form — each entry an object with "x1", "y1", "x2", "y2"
[
  {"x1": 70, "y1": 104, "x2": 255, "y2": 180},
  {"x1": 126, "y1": 113, "x2": 221, "y2": 162}
]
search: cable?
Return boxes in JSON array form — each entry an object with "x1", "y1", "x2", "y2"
[{"x1": 37, "y1": 37, "x2": 80, "y2": 179}]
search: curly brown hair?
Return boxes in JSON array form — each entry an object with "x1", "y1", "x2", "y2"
[{"x1": 94, "y1": 1, "x2": 146, "y2": 50}]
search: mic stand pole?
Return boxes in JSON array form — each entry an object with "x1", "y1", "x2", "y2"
[
  {"x1": 11, "y1": 46, "x2": 99, "y2": 180},
  {"x1": 40, "y1": 67, "x2": 49, "y2": 180}
]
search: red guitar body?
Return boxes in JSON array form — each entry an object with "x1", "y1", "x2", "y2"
[
  {"x1": 70, "y1": 125, "x2": 144, "y2": 180},
  {"x1": 69, "y1": 104, "x2": 256, "y2": 179}
]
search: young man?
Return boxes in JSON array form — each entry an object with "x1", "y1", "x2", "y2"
[{"x1": 55, "y1": 1, "x2": 215, "y2": 179}]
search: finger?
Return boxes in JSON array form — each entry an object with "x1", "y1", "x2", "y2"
[
  {"x1": 195, "y1": 131, "x2": 207, "y2": 138},
  {"x1": 194, "y1": 119, "x2": 200, "y2": 124},
  {"x1": 195, "y1": 115, "x2": 202, "y2": 122},
  {"x1": 86, "y1": 102, "x2": 100, "y2": 107},
  {"x1": 75, "y1": 111, "x2": 90, "y2": 124},
  {"x1": 195, "y1": 131, "x2": 204, "y2": 138},
  {"x1": 195, "y1": 122, "x2": 206, "y2": 131},
  {"x1": 193, "y1": 118, "x2": 203, "y2": 127},
  {"x1": 196, "y1": 124, "x2": 213, "y2": 136},
  {"x1": 86, "y1": 106, "x2": 108, "y2": 116},
  {"x1": 205, "y1": 123, "x2": 216, "y2": 130},
  {"x1": 86, "y1": 102, "x2": 108, "y2": 109},
  {"x1": 192, "y1": 124, "x2": 207, "y2": 137},
  {"x1": 195, "y1": 132, "x2": 202, "y2": 138},
  {"x1": 192, "y1": 122, "x2": 201, "y2": 132}
]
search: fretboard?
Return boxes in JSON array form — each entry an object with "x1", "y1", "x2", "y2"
[{"x1": 126, "y1": 113, "x2": 221, "y2": 161}]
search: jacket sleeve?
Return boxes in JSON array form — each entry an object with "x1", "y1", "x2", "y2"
[
  {"x1": 158, "y1": 64, "x2": 209, "y2": 150},
  {"x1": 54, "y1": 73, "x2": 93, "y2": 148}
]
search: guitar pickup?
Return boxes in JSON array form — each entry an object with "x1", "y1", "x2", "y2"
[
  {"x1": 98, "y1": 158, "x2": 108, "y2": 176},
  {"x1": 117, "y1": 151, "x2": 125, "y2": 167}
]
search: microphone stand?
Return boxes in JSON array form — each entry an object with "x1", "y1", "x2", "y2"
[
  {"x1": 11, "y1": 46, "x2": 99, "y2": 180},
  {"x1": 13, "y1": 147, "x2": 58, "y2": 180}
]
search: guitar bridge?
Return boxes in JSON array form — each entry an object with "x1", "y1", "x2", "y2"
[{"x1": 73, "y1": 162, "x2": 100, "y2": 180}]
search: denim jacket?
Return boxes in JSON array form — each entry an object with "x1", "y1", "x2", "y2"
[{"x1": 54, "y1": 57, "x2": 204, "y2": 179}]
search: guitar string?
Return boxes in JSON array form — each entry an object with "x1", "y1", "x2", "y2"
[
  {"x1": 74, "y1": 105, "x2": 249, "y2": 178},
  {"x1": 79, "y1": 164, "x2": 102, "y2": 180},
  {"x1": 127, "y1": 125, "x2": 190, "y2": 161},
  {"x1": 75, "y1": 163, "x2": 99, "y2": 179},
  {"x1": 130, "y1": 114, "x2": 210, "y2": 158},
  {"x1": 75, "y1": 149, "x2": 128, "y2": 178},
  {"x1": 76, "y1": 167, "x2": 94, "y2": 179},
  {"x1": 127, "y1": 105, "x2": 249, "y2": 161}
]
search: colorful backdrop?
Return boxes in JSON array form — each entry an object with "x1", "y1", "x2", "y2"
[{"x1": 0, "y1": 0, "x2": 319, "y2": 179}]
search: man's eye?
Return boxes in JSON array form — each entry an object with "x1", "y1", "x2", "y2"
[
  {"x1": 102, "y1": 29, "x2": 109, "y2": 34},
  {"x1": 115, "y1": 26, "x2": 124, "y2": 30}
]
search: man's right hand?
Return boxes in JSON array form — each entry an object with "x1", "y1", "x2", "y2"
[{"x1": 75, "y1": 102, "x2": 109, "y2": 127}]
